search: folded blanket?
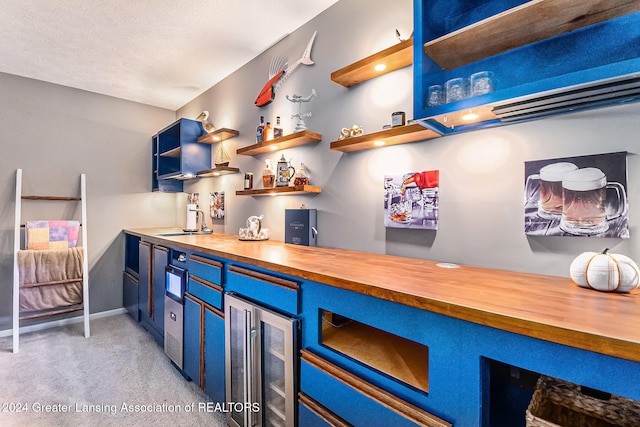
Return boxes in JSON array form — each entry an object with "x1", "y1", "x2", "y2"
[
  {"x1": 18, "y1": 247, "x2": 84, "y2": 312},
  {"x1": 26, "y1": 220, "x2": 80, "y2": 250}
]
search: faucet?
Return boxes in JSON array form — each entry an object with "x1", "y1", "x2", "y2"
[{"x1": 189, "y1": 207, "x2": 212, "y2": 234}]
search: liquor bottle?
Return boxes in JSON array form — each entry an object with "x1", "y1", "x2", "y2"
[
  {"x1": 401, "y1": 171, "x2": 439, "y2": 199},
  {"x1": 264, "y1": 121, "x2": 273, "y2": 141},
  {"x1": 273, "y1": 116, "x2": 284, "y2": 138},
  {"x1": 262, "y1": 159, "x2": 275, "y2": 188},
  {"x1": 256, "y1": 116, "x2": 265, "y2": 143}
]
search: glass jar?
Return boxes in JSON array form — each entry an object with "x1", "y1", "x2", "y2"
[{"x1": 293, "y1": 162, "x2": 309, "y2": 186}]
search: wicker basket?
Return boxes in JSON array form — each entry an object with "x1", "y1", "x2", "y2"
[{"x1": 526, "y1": 375, "x2": 640, "y2": 427}]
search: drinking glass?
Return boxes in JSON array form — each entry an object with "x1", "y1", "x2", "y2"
[
  {"x1": 470, "y1": 71, "x2": 495, "y2": 97},
  {"x1": 427, "y1": 84, "x2": 444, "y2": 107},
  {"x1": 445, "y1": 78, "x2": 469, "y2": 103}
]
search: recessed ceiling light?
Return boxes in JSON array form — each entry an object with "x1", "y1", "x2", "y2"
[
  {"x1": 373, "y1": 140, "x2": 386, "y2": 147},
  {"x1": 374, "y1": 63, "x2": 387, "y2": 72},
  {"x1": 270, "y1": 145, "x2": 278, "y2": 150},
  {"x1": 462, "y1": 110, "x2": 479, "y2": 121}
]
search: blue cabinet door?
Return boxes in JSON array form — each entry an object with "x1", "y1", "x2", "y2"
[
  {"x1": 152, "y1": 135, "x2": 183, "y2": 192},
  {"x1": 184, "y1": 295, "x2": 202, "y2": 386},
  {"x1": 123, "y1": 271, "x2": 139, "y2": 321},
  {"x1": 204, "y1": 306, "x2": 225, "y2": 403},
  {"x1": 151, "y1": 246, "x2": 169, "y2": 334},
  {"x1": 138, "y1": 242, "x2": 151, "y2": 323}
]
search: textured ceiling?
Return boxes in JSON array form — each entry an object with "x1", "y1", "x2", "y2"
[{"x1": 0, "y1": 0, "x2": 339, "y2": 110}]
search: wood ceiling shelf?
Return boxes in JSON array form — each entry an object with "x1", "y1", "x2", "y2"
[
  {"x1": 330, "y1": 123, "x2": 440, "y2": 153},
  {"x1": 236, "y1": 185, "x2": 321, "y2": 196},
  {"x1": 197, "y1": 165, "x2": 240, "y2": 177},
  {"x1": 423, "y1": 0, "x2": 640, "y2": 70},
  {"x1": 196, "y1": 128, "x2": 240, "y2": 143},
  {"x1": 331, "y1": 38, "x2": 413, "y2": 88},
  {"x1": 236, "y1": 130, "x2": 322, "y2": 156}
]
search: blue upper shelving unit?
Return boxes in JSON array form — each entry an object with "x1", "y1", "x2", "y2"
[{"x1": 413, "y1": 0, "x2": 640, "y2": 135}]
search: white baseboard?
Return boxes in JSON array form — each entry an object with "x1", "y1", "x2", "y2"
[{"x1": 0, "y1": 308, "x2": 127, "y2": 338}]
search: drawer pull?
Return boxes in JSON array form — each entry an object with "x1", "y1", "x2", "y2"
[
  {"x1": 298, "y1": 391, "x2": 352, "y2": 427},
  {"x1": 189, "y1": 274, "x2": 223, "y2": 293},
  {"x1": 228, "y1": 265, "x2": 299, "y2": 291},
  {"x1": 300, "y1": 350, "x2": 451, "y2": 427},
  {"x1": 190, "y1": 254, "x2": 223, "y2": 269}
]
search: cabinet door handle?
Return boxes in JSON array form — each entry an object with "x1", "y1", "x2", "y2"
[
  {"x1": 190, "y1": 254, "x2": 223, "y2": 269},
  {"x1": 228, "y1": 265, "x2": 299, "y2": 291},
  {"x1": 189, "y1": 275, "x2": 223, "y2": 293},
  {"x1": 244, "y1": 309, "x2": 253, "y2": 427}
]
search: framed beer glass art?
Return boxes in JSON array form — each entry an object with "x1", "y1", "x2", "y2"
[{"x1": 524, "y1": 152, "x2": 628, "y2": 238}]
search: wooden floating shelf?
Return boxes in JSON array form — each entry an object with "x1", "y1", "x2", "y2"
[
  {"x1": 330, "y1": 123, "x2": 440, "y2": 153},
  {"x1": 236, "y1": 130, "x2": 322, "y2": 156},
  {"x1": 197, "y1": 165, "x2": 240, "y2": 177},
  {"x1": 236, "y1": 185, "x2": 321, "y2": 196},
  {"x1": 423, "y1": 0, "x2": 640, "y2": 70},
  {"x1": 331, "y1": 39, "x2": 413, "y2": 88},
  {"x1": 197, "y1": 128, "x2": 239, "y2": 143}
]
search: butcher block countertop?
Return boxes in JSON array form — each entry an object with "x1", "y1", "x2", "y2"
[{"x1": 126, "y1": 228, "x2": 640, "y2": 363}]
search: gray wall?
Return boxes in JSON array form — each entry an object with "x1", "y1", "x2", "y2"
[
  {"x1": 0, "y1": 72, "x2": 177, "y2": 331},
  {"x1": 178, "y1": 0, "x2": 640, "y2": 277}
]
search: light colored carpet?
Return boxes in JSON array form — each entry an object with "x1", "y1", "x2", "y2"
[{"x1": 0, "y1": 314, "x2": 226, "y2": 426}]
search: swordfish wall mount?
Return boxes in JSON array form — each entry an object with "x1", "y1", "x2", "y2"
[{"x1": 254, "y1": 31, "x2": 318, "y2": 107}]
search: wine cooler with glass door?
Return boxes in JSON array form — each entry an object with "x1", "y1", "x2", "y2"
[{"x1": 225, "y1": 293, "x2": 299, "y2": 427}]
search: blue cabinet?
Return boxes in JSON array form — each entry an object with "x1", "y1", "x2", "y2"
[
  {"x1": 137, "y1": 241, "x2": 168, "y2": 344},
  {"x1": 300, "y1": 280, "x2": 640, "y2": 426},
  {"x1": 182, "y1": 250, "x2": 226, "y2": 401},
  {"x1": 183, "y1": 295, "x2": 202, "y2": 387},
  {"x1": 138, "y1": 241, "x2": 151, "y2": 326},
  {"x1": 183, "y1": 293, "x2": 226, "y2": 403},
  {"x1": 123, "y1": 233, "x2": 140, "y2": 321},
  {"x1": 413, "y1": 0, "x2": 640, "y2": 134},
  {"x1": 204, "y1": 306, "x2": 225, "y2": 403},
  {"x1": 153, "y1": 118, "x2": 210, "y2": 192},
  {"x1": 151, "y1": 246, "x2": 168, "y2": 334}
]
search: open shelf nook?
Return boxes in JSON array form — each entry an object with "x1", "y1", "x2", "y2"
[{"x1": 320, "y1": 310, "x2": 429, "y2": 393}]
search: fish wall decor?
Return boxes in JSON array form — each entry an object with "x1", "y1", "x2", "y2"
[{"x1": 255, "y1": 31, "x2": 317, "y2": 107}]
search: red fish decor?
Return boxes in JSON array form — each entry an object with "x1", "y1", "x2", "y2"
[{"x1": 255, "y1": 31, "x2": 317, "y2": 107}]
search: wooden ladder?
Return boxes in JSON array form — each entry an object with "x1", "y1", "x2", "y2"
[{"x1": 12, "y1": 168, "x2": 90, "y2": 353}]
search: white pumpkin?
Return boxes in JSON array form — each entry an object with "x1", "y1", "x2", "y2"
[{"x1": 570, "y1": 249, "x2": 640, "y2": 293}]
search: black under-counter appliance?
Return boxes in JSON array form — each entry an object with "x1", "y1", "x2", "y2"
[{"x1": 164, "y1": 265, "x2": 187, "y2": 369}]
